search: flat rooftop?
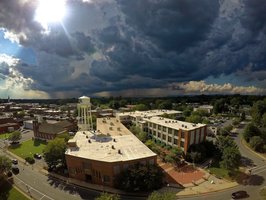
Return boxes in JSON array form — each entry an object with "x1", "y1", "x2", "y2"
[
  {"x1": 144, "y1": 116, "x2": 206, "y2": 131},
  {"x1": 117, "y1": 109, "x2": 182, "y2": 118},
  {"x1": 66, "y1": 118, "x2": 156, "y2": 162}
]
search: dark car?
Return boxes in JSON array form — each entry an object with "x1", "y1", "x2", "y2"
[
  {"x1": 34, "y1": 153, "x2": 42, "y2": 159},
  {"x1": 232, "y1": 190, "x2": 248, "y2": 199},
  {"x1": 12, "y1": 159, "x2": 18, "y2": 165},
  {"x1": 11, "y1": 165, "x2": 19, "y2": 174}
]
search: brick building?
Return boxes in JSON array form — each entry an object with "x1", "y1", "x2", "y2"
[
  {"x1": 65, "y1": 118, "x2": 156, "y2": 187},
  {"x1": 0, "y1": 118, "x2": 20, "y2": 133},
  {"x1": 33, "y1": 120, "x2": 76, "y2": 140},
  {"x1": 144, "y1": 117, "x2": 207, "y2": 153},
  {"x1": 116, "y1": 110, "x2": 207, "y2": 154}
]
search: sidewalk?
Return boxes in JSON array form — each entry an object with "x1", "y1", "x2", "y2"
[{"x1": 176, "y1": 178, "x2": 238, "y2": 197}]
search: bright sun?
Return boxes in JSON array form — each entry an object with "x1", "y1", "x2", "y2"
[{"x1": 35, "y1": 0, "x2": 66, "y2": 29}]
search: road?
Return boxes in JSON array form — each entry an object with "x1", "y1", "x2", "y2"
[{"x1": 183, "y1": 126, "x2": 266, "y2": 200}]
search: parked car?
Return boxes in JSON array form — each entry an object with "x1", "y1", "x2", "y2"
[
  {"x1": 11, "y1": 165, "x2": 19, "y2": 174},
  {"x1": 34, "y1": 153, "x2": 42, "y2": 159},
  {"x1": 12, "y1": 159, "x2": 18, "y2": 165},
  {"x1": 232, "y1": 190, "x2": 248, "y2": 199}
]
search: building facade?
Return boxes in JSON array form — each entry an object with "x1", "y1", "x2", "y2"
[
  {"x1": 65, "y1": 117, "x2": 156, "y2": 187},
  {"x1": 116, "y1": 110, "x2": 207, "y2": 154},
  {"x1": 145, "y1": 117, "x2": 207, "y2": 153}
]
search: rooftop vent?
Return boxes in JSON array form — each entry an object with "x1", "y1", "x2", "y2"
[
  {"x1": 113, "y1": 138, "x2": 116, "y2": 142},
  {"x1": 83, "y1": 132, "x2": 86, "y2": 134},
  {"x1": 112, "y1": 145, "x2": 115, "y2": 149},
  {"x1": 88, "y1": 139, "x2": 91, "y2": 143},
  {"x1": 86, "y1": 136, "x2": 88, "y2": 138},
  {"x1": 182, "y1": 124, "x2": 184, "y2": 127},
  {"x1": 118, "y1": 149, "x2": 122, "y2": 154},
  {"x1": 185, "y1": 125, "x2": 187, "y2": 128}
]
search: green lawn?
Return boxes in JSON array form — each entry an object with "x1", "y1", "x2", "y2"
[
  {"x1": 0, "y1": 133, "x2": 11, "y2": 140},
  {"x1": 8, "y1": 139, "x2": 47, "y2": 159},
  {"x1": 209, "y1": 167, "x2": 231, "y2": 180},
  {"x1": 0, "y1": 180, "x2": 29, "y2": 200}
]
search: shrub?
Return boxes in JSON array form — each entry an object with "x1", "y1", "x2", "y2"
[{"x1": 25, "y1": 157, "x2": 35, "y2": 164}]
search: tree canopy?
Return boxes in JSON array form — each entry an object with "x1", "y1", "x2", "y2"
[
  {"x1": 95, "y1": 193, "x2": 120, "y2": 200},
  {"x1": 0, "y1": 156, "x2": 11, "y2": 176},
  {"x1": 114, "y1": 163, "x2": 163, "y2": 192},
  {"x1": 8, "y1": 131, "x2": 21, "y2": 143},
  {"x1": 43, "y1": 138, "x2": 67, "y2": 168}
]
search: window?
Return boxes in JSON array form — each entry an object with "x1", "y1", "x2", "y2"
[
  {"x1": 174, "y1": 130, "x2": 178, "y2": 136},
  {"x1": 158, "y1": 132, "x2": 161, "y2": 138},
  {"x1": 181, "y1": 141, "x2": 185, "y2": 147},
  {"x1": 162, "y1": 134, "x2": 166, "y2": 140},
  {"x1": 174, "y1": 139, "x2": 178, "y2": 145},
  {"x1": 158, "y1": 125, "x2": 161, "y2": 130},
  {"x1": 168, "y1": 128, "x2": 172, "y2": 134},
  {"x1": 181, "y1": 131, "x2": 185, "y2": 138},
  {"x1": 153, "y1": 123, "x2": 156, "y2": 128},
  {"x1": 168, "y1": 137, "x2": 172, "y2": 142},
  {"x1": 163, "y1": 127, "x2": 166, "y2": 132}
]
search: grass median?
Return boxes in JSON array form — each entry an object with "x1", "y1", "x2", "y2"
[{"x1": 0, "y1": 180, "x2": 29, "y2": 200}]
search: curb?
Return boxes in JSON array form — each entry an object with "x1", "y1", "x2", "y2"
[
  {"x1": 7, "y1": 179, "x2": 33, "y2": 200},
  {"x1": 176, "y1": 182, "x2": 239, "y2": 198},
  {"x1": 240, "y1": 138, "x2": 266, "y2": 160}
]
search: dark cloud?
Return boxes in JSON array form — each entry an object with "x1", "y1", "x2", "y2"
[
  {"x1": 1, "y1": 0, "x2": 266, "y2": 97},
  {"x1": 117, "y1": 0, "x2": 220, "y2": 52},
  {"x1": 241, "y1": 0, "x2": 266, "y2": 32},
  {"x1": 0, "y1": 0, "x2": 42, "y2": 41}
]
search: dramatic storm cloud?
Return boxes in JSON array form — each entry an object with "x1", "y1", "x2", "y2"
[{"x1": 0, "y1": 0, "x2": 265, "y2": 98}]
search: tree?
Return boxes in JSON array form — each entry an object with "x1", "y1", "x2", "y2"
[
  {"x1": 185, "y1": 114, "x2": 202, "y2": 123},
  {"x1": 134, "y1": 104, "x2": 149, "y2": 111},
  {"x1": 114, "y1": 164, "x2": 163, "y2": 192},
  {"x1": 216, "y1": 136, "x2": 238, "y2": 159},
  {"x1": 190, "y1": 152, "x2": 201, "y2": 165},
  {"x1": 240, "y1": 112, "x2": 246, "y2": 121},
  {"x1": 95, "y1": 193, "x2": 120, "y2": 200},
  {"x1": 213, "y1": 99, "x2": 228, "y2": 114},
  {"x1": 43, "y1": 138, "x2": 67, "y2": 168},
  {"x1": 220, "y1": 146, "x2": 241, "y2": 170},
  {"x1": 243, "y1": 123, "x2": 261, "y2": 142},
  {"x1": 130, "y1": 125, "x2": 148, "y2": 143},
  {"x1": 8, "y1": 131, "x2": 21, "y2": 143},
  {"x1": 0, "y1": 156, "x2": 11, "y2": 176},
  {"x1": 251, "y1": 100, "x2": 266, "y2": 125},
  {"x1": 262, "y1": 113, "x2": 266, "y2": 128},
  {"x1": 148, "y1": 191, "x2": 176, "y2": 200},
  {"x1": 157, "y1": 100, "x2": 172, "y2": 110},
  {"x1": 249, "y1": 136, "x2": 264, "y2": 152},
  {"x1": 145, "y1": 140, "x2": 160, "y2": 154}
]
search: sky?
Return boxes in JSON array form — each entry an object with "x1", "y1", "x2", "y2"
[{"x1": 0, "y1": 0, "x2": 266, "y2": 99}]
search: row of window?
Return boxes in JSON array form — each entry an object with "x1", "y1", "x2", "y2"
[
  {"x1": 148, "y1": 128, "x2": 185, "y2": 147},
  {"x1": 148, "y1": 123, "x2": 187, "y2": 138}
]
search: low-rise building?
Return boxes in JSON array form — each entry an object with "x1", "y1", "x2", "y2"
[
  {"x1": 193, "y1": 105, "x2": 213, "y2": 113},
  {"x1": 33, "y1": 120, "x2": 76, "y2": 140},
  {"x1": 65, "y1": 117, "x2": 156, "y2": 187},
  {"x1": 144, "y1": 117, "x2": 207, "y2": 153}
]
